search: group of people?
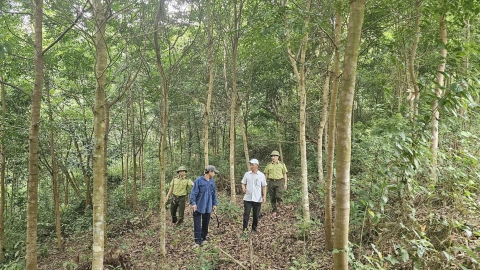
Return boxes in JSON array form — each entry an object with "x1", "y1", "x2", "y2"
[{"x1": 166, "y1": 150, "x2": 288, "y2": 247}]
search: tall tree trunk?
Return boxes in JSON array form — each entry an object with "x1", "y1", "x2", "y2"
[
  {"x1": 73, "y1": 134, "x2": 91, "y2": 209},
  {"x1": 64, "y1": 173, "x2": 68, "y2": 205},
  {"x1": 333, "y1": 0, "x2": 366, "y2": 268},
  {"x1": 91, "y1": 0, "x2": 107, "y2": 267},
  {"x1": 285, "y1": 0, "x2": 312, "y2": 222},
  {"x1": 139, "y1": 94, "x2": 144, "y2": 190},
  {"x1": 229, "y1": 0, "x2": 244, "y2": 203},
  {"x1": 318, "y1": 72, "x2": 330, "y2": 185},
  {"x1": 408, "y1": 1, "x2": 422, "y2": 118},
  {"x1": 239, "y1": 108, "x2": 250, "y2": 170},
  {"x1": 204, "y1": 0, "x2": 214, "y2": 168},
  {"x1": 431, "y1": 10, "x2": 447, "y2": 183},
  {"x1": 26, "y1": 0, "x2": 44, "y2": 268},
  {"x1": 0, "y1": 77, "x2": 6, "y2": 261},
  {"x1": 154, "y1": 0, "x2": 168, "y2": 257},
  {"x1": 298, "y1": 0, "x2": 311, "y2": 222},
  {"x1": 130, "y1": 87, "x2": 137, "y2": 212},
  {"x1": 125, "y1": 107, "x2": 129, "y2": 206},
  {"x1": 325, "y1": 10, "x2": 342, "y2": 251},
  {"x1": 47, "y1": 86, "x2": 62, "y2": 251}
]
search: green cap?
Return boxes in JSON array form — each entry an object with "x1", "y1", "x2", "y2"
[
  {"x1": 176, "y1": 166, "x2": 187, "y2": 172},
  {"x1": 270, "y1": 150, "x2": 280, "y2": 156}
]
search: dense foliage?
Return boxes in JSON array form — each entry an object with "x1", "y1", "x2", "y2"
[{"x1": 0, "y1": 0, "x2": 479, "y2": 268}]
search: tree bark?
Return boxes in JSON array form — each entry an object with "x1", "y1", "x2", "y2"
[
  {"x1": 325, "y1": 10, "x2": 342, "y2": 252},
  {"x1": 204, "y1": 0, "x2": 214, "y2": 168},
  {"x1": 125, "y1": 107, "x2": 129, "y2": 207},
  {"x1": 130, "y1": 87, "x2": 137, "y2": 212},
  {"x1": 318, "y1": 72, "x2": 330, "y2": 185},
  {"x1": 139, "y1": 95, "x2": 144, "y2": 189},
  {"x1": 408, "y1": 1, "x2": 422, "y2": 118},
  {"x1": 72, "y1": 137, "x2": 90, "y2": 206},
  {"x1": 431, "y1": 10, "x2": 447, "y2": 183},
  {"x1": 0, "y1": 77, "x2": 6, "y2": 261},
  {"x1": 239, "y1": 107, "x2": 250, "y2": 170},
  {"x1": 26, "y1": 0, "x2": 44, "y2": 268},
  {"x1": 47, "y1": 85, "x2": 62, "y2": 251},
  {"x1": 229, "y1": 0, "x2": 244, "y2": 203},
  {"x1": 333, "y1": 0, "x2": 366, "y2": 268},
  {"x1": 91, "y1": 0, "x2": 108, "y2": 267},
  {"x1": 154, "y1": 0, "x2": 168, "y2": 257},
  {"x1": 285, "y1": 0, "x2": 312, "y2": 222}
]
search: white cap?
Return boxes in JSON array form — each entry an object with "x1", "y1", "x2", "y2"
[{"x1": 249, "y1": 158, "x2": 259, "y2": 165}]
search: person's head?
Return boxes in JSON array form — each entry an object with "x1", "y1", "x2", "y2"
[
  {"x1": 270, "y1": 150, "x2": 280, "y2": 162},
  {"x1": 249, "y1": 158, "x2": 259, "y2": 172},
  {"x1": 176, "y1": 166, "x2": 187, "y2": 177},
  {"x1": 204, "y1": 165, "x2": 219, "y2": 178}
]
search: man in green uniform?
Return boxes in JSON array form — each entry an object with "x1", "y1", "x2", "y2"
[
  {"x1": 264, "y1": 151, "x2": 288, "y2": 217},
  {"x1": 166, "y1": 166, "x2": 193, "y2": 226}
]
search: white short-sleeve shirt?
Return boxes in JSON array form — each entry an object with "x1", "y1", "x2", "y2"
[{"x1": 241, "y1": 170, "x2": 267, "y2": 202}]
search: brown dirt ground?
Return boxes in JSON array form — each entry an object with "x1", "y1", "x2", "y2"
[{"x1": 38, "y1": 198, "x2": 332, "y2": 269}]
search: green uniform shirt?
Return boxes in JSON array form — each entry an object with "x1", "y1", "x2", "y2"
[
  {"x1": 264, "y1": 161, "x2": 288, "y2": 180},
  {"x1": 171, "y1": 177, "x2": 194, "y2": 196}
]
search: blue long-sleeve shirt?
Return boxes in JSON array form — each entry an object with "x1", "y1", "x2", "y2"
[{"x1": 190, "y1": 175, "x2": 218, "y2": 214}]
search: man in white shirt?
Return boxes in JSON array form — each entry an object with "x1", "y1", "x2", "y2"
[{"x1": 241, "y1": 158, "x2": 267, "y2": 233}]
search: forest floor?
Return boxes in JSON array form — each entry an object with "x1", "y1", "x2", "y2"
[{"x1": 38, "y1": 197, "x2": 331, "y2": 269}]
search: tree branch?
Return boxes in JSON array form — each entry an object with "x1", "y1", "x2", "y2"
[
  {"x1": 0, "y1": 79, "x2": 29, "y2": 96},
  {"x1": 42, "y1": 1, "x2": 91, "y2": 55}
]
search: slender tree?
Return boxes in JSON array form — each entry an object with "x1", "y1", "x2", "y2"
[
  {"x1": 229, "y1": 0, "x2": 245, "y2": 203},
  {"x1": 130, "y1": 86, "x2": 137, "y2": 212},
  {"x1": 46, "y1": 85, "x2": 62, "y2": 251},
  {"x1": 285, "y1": 0, "x2": 312, "y2": 222},
  {"x1": 333, "y1": 0, "x2": 366, "y2": 268},
  {"x1": 431, "y1": 7, "x2": 448, "y2": 182},
  {"x1": 153, "y1": 0, "x2": 168, "y2": 257},
  {"x1": 204, "y1": 0, "x2": 215, "y2": 168},
  {"x1": 91, "y1": 0, "x2": 108, "y2": 267},
  {"x1": 325, "y1": 9, "x2": 342, "y2": 251},
  {"x1": 26, "y1": 0, "x2": 44, "y2": 268},
  {"x1": 317, "y1": 71, "x2": 330, "y2": 185},
  {"x1": 0, "y1": 77, "x2": 5, "y2": 261},
  {"x1": 408, "y1": 1, "x2": 422, "y2": 118}
]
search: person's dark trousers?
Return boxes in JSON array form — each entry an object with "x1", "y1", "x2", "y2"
[
  {"x1": 170, "y1": 195, "x2": 186, "y2": 224},
  {"x1": 268, "y1": 180, "x2": 283, "y2": 212},
  {"x1": 243, "y1": 201, "x2": 262, "y2": 232},
  {"x1": 193, "y1": 211, "x2": 211, "y2": 244}
]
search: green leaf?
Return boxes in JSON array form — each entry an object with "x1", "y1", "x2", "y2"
[{"x1": 401, "y1": 248, "x2": 409, "y2": 262}]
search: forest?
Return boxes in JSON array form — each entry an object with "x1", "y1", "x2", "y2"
[{"x1": 0, "y1": 0, "x2": 479, "y2": 269}]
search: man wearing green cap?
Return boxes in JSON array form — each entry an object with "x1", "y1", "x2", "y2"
[
  {"x1": 264, "y1": 151, "x2": 288, "y2": 217},
  {"x1": 166, "y1": 166, "x2": 193, "y2": 226}
]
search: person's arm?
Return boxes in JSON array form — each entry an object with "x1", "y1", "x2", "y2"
[
  {"x1": 262, "y1": 174, "x2": 267, "y2": 203},
  {"x1": 190, "y1": 180, "x2": 198, "y2": 212},
  {"x1": 165, "y1": 181, "x2": 174, "y2": 204},
  {"x1": 264, "y1": 164, "x2": 270, "y2": 180},
  {"x1": 241, "y1": 173, "x2": 247, "y2": 194},
  {"x1": 283, "y1": 164, "x2": 288, "y2": 190},
  {"x1": 212, "y1": 181, "x2": 218, "y2": 212},
  {"x1": 186, "y1": 180, "x2": 194, "y2": 205}
]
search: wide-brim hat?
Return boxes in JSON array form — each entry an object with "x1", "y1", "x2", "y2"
[
  {"x1": 270, "y1": 150, "x2": 280, "y2": 156},
  {"x1": 176, "y1": 166, "x2": 187, "y2": 172}
]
